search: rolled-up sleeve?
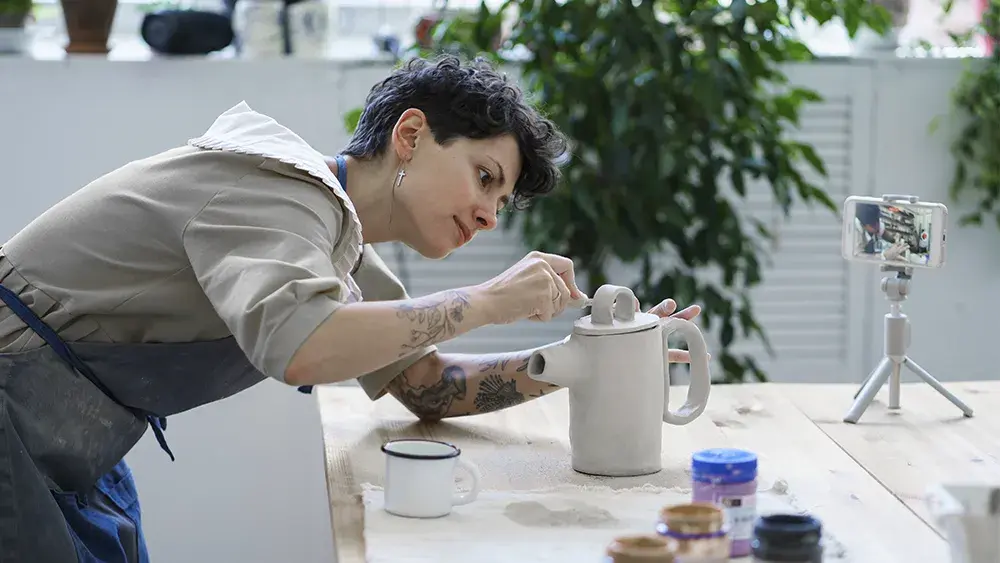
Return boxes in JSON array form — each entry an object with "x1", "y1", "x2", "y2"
[
  {"x1": 352, "y1": 244, "x2": 436, "y2": 400},
  {"x1": 182, "y1": 168, "x2": 350, "y2": 382}
]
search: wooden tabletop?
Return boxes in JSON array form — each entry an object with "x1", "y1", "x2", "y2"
[{"x1": 317, "y1": 381, "x2": 993, "y2": 562}]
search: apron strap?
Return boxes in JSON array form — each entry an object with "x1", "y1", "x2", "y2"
[
  {"x1": 0, "y1": 284, "x2": 175, "y2": 461},
  {"x1": 333, "y1": 154, "x2": 348, "y2": 189},
  {"x1": 297, "y1": 154, "x2": 351, "y2": 396}
]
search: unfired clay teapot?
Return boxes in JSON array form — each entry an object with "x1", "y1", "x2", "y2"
[{"x1": 527, "y1": 285, "x2": 712, "y2": 477}]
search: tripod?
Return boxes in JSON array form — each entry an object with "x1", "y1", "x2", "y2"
[{"x1": 843, "y1": 265, "x2": 974, "y2": 423}]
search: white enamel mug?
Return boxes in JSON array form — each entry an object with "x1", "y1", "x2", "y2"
[{"x1": 381, "y1": 439, "x2": 482, "y2": 518}]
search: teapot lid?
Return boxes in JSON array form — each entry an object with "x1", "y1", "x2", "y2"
[{"x1": 574, "y1": 285, "x2": 659, "y2": 336}]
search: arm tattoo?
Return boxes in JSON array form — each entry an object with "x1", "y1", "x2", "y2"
[
  {"x1": 473, "y1": 374, "x2": 526, "y2": 414},
  {"x1": 393, "y1": 290, "x2": 472, "y2": 354},
  {"x1": 472, "y1": 352, "x2": 550, "y2": 414},
  {"x1": 389, "y1": 350, "x2": 561, "y2": 419},
  {"x1": 389, "y1": 365, "x2": 467, "y2": 420},
  {"x1": 477, "y1": 353, "x2": 530, "y2": 373}
]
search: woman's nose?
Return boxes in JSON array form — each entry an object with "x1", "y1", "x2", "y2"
[{"x1": 474, "y1": 208, "x2": 498, "y2": 231}]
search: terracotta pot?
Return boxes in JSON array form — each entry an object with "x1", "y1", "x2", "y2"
[
  {"x1": 59, "y1": 0, "x2": 118, "y2": 54},
  {"x1": 414, "y1": 14, "x2": 438, "y2": 49}
]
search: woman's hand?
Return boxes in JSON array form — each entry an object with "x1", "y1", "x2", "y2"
[
  {"x1": 475, "y1": 251, "x2": 585, "y2": 324},
  {"x1": 645, "y1": 298, "x2": 707, "y2": 364},
  {"x1": 883, "y1": 240, "x2": 908, "y2": 260}
]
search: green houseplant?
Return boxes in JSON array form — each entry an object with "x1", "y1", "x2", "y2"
[
  {"x1": 936, "y1": 0, "x2": 1000, "y2": 229},
  {"x1": 346, "y1": 0, "x2": 892, "y2": 384},
  {"x1": 0, "y1": 0, "x2": 31, "y2": 23}
]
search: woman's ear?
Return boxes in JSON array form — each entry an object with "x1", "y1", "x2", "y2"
[{"x1": 391, "y1": 108, "x2": 428, "y2": 162}]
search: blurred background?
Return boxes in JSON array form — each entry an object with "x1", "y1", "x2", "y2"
[{"x1": 1, "y1": 0, "x2": 997, "y2": 561}]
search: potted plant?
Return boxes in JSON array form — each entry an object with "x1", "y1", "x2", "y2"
[
  {"x1": 935, "y1": 0, "x2": 1000, "y2": 228},
  {"x1": 59, "y1": 0, "x2": 118, "y2": 54},
  {"x1": 348, "y1": 0, "x2": 893, "y2": 384},
  {"x1": 0, "y1": 0, "x2": 31, "y2": 54}
]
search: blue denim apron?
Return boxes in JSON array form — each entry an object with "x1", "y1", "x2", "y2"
[
  {"x1": 0, "y1": 155, "x2": 354, "y2": 562},
  {"x1": 0, "y1": 284, "x2": 268, "y2": 563}
]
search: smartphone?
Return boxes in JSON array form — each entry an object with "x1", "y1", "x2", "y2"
[{"x1": 841, "y1": 195, "x2": 947, "y2": 269}]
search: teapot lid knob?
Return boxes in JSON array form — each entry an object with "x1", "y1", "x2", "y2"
[
  {"x1": 590, "y1": 285, "x2": 637, "y2": 325},
  {"x1": 574, "y1": 285, "x2": 659, "y2": 336}
]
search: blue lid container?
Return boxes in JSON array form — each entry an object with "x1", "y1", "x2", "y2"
[{"x1": 691, "y1": 448, "x2": 758, "y2": 484}]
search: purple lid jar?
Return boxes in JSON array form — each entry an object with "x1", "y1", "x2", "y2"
[{"x1": 690, "y1": 448, "x2": 758, "y2": 558}]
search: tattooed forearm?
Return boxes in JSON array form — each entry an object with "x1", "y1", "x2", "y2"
[
  {"x1": 477, "y1": 353, "x2": 530, "y2": 374},
  {"x1": 473, "y1": 374, "x2": 525, "y2": 413},
  {"x1": 387, "y1": 365, "x2": 467, "y2": 421},
  {"x1": 388, "y1": 350, "x2": 561, "y2": 420},
  {"x1": 392, "y1": 290, "x2": 472, "y2": 355},
  {"x1": 473, "y1": 352, "x2": 559, "y2": 413}
]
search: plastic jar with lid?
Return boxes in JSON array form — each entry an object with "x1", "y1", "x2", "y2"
[
  {"x1": 654, "y1": 503, "x2": 730, "y2": 563},
  {"x1": 690, "y1": 448, "x2": 758, "y2": 558},
  {"x1": 603, "y1": 534, "x2": 676, "y2": 563},
  {"x1": 751, "y1": 513, "x2": 823, "y2": 563}
]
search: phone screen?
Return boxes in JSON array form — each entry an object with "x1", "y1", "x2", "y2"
[{"x1": 850, "y1": 201, "x2": 936, "y2": 266}]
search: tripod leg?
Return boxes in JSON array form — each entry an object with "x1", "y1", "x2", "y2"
[
  {"x1": 854, "y1": 361, "x2": 883, "y2": 400},
  {"x1": 844, "y1": 357, "x2": 893, "y2": 424},
  {"x1": 902, "y1": 357, "x2": 974, "y2": 418},
  {"x1": 889, "y1": 362, "x2": 901, "y2": 410}
]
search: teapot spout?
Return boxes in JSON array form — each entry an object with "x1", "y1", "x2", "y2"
[{"x1": 527, "y1": 336, "x2": 580, "y2": 388}]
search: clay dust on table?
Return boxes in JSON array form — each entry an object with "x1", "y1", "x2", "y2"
[{"x1": 503, "y1": 500, "x2": 620, "y2": 528}]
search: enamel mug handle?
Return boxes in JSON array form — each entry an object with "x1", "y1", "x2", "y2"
[
  {"x1": 660, "y1": 317, "x2": 712, "y2": 425},
  {"x1": 451, "y1": 458, "x2": 482, "y2": 506}
]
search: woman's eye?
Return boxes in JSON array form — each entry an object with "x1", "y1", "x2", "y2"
[{"x1": 479, "y1": 168, "x2": 493, "y2": 186}]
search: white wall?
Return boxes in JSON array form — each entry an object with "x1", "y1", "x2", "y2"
[{"x1": 1, "y1": 54, "x2": 995, "y2": 561}]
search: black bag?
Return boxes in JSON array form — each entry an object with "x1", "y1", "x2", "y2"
[{"x1": 141, "y1": 10, "x2": 234, "y2": 55}]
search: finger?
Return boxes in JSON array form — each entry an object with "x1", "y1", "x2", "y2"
[
  {"x1": 546, "y1": 266, "x2": 572, "y2": 316},
  {"x1": 528, "y1": 264, "x2": 559, "y2": 322},
  {"x1": 533, "y1": 251, "x2": 583, "y2": 299},
  {"x1": 667, "y1": 349, "x2": 712, "y2": 363},
  {"x1": 671, "y1": 304, "x2": 701, "y2": 321},
  {"x1": 667, "y1": 349, "x2": 691, "y2": 363},
  {"x1": 531, "y1": 302, "x2": 553, "y2": 322},
  {"x1": 648, "y1": 299, "x2": 677, "y2": 317}
]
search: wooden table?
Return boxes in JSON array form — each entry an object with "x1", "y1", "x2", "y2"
[{"x1": 318, "y1": 381, "x2": 996, "y2": 562}]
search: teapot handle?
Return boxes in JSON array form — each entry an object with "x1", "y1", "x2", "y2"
[{"x1": 660, "y1": 317, "x2": 712, "y2": 425}]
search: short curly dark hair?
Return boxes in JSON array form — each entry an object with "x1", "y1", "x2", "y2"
[{"x1": 341, "y1": 55, "x2": 568, "y2": 210}]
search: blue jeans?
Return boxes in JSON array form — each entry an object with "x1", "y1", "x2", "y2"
[{"x1": 52, "y1": 459, "x2": 150, "y2": 563}]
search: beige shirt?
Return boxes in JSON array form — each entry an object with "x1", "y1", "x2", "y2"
[{"x1": 0, "y1": 101, "x2": 433, "y2": 400}]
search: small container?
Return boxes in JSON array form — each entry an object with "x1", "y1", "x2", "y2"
[
  {"x1": 751, "y1": 513, "x2": 823, "y2": 562},
  {"x1": 655, "y1": 503, "x2": 730, "y2": 563},
  {"x1": 690, "y1": 448, "x2": 758, "y2": 557},
  {"x1": 604, "y1": 534, "x2": 676, "y2": 563}
]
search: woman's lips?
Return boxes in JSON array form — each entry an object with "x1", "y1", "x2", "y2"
[{"x1": 455, "y1": 217, "x2": 471, "y2": 244}]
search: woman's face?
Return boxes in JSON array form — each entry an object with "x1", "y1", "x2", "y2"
[{"x1": 390, "y1": 109, "x2": 521, "y2": 259}]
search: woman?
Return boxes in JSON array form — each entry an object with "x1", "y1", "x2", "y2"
[
  {"x1": 853, "y1": 203, "x2": 909, "y2": 261},
  {"x1": 0, "y1": 55, "x2": 701, "y2": 562}
]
